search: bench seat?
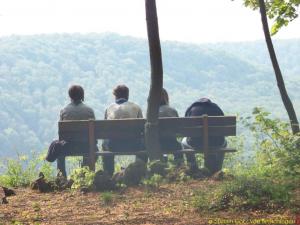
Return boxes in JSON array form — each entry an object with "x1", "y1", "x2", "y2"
[
  {"x1": 58, "y1": 115, "x2": 237, "y2": 172},
  {"x1": 94, "y1": 148, "x2": 236, "y2": 157}
]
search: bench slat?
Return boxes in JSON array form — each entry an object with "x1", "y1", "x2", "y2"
[
  {"x1": 58, "y1": 116, "x2": 236, "y2": 133},
  {"x1": 59, "y1": 132, "x2": 89, "y2": 142},
  {"x1": 61, "y1": 147, "x2": 237, "y2": 157},
  {"x1": 160, "y1": 126, "x2": 236, "y2": 137},
  {"x1": 159, "y1": 116, "x2": 236, "y2": 128},
  {"x1": 60, "y1": 125, "x2": 236, "y2": 141},
  {"x1": 58, "y1": 116, "x2": 237, "y2": 162},
  {"x1": 60, "y1": 126, "x2": 236, "y2": 140},
  {"x1": 93, "y1": 148, "x2": 236, "y2": 156}
]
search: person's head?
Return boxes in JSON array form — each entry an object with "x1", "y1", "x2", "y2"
[
  {"x1": 160, "y1": 88, "x2": 169, "y2": 106},
  {"x1": 68, "y1": 85, "x2": 84, "y2": 102},
  {"x1": 113, "y1": 84, "x2": 129, "y2": 100}
]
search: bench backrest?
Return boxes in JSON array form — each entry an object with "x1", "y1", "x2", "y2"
[
  {"x1": 58, "y1": 116, "x2": 236, "y2": 142},
  {"x1": 59, "y1": 116, "x2": 236, "y2": 170}
]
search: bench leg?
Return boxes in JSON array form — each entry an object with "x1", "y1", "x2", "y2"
[
  {"x1": 204, "y1": 153, "x2": 225, "y2": 174},
  {"x1": 82, "y1": 157, "x2": 89, "y2": 167},
  {"x1": 102, "y1": 155, "x2": 114, "y2": 176},
  {"x1": 136, "y1": 154, "x2": 148, "y2": 164},
  {"x1": 185, "y1": 152, "x2": 198, "y2": 171},
  {"x1": 173, "y1": 152, "x2": 184, "y2": 165},
  {"x1": 57, "y1": 156, "x2": 67, "y2": 177}
]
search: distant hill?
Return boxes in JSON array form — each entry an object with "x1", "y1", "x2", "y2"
[{"x1": 0, "y1": 33, "x2": 299, "y2": 157}]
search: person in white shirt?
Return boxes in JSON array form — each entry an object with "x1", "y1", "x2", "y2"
[{"x1": 102, "y1": 84, "x2": 146, "y2": 175}]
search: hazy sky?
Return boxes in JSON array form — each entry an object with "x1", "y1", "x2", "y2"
[{"x1": 0, "y1": 0, "x2": 299, "y2": 43}]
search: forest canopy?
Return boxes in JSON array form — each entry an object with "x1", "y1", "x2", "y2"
[{"x1": 0, "y1": 33, "x2": 299, "y2": 157}]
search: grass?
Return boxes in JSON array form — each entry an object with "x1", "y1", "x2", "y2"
[
  {"x1": 192, "y1": 175, "x2": 293, "y2": 212},
  {"x1": 0, "y1": 153, "x2": 55, "y2": 187},
  {"x1": 100, "y1": 191, "x2": 114, "y2": 206},
  {"x1": 142, "y1": 174, "x2": 164, "y2": 189}
]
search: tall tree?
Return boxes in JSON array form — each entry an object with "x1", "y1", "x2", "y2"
[
  {"x1": 258, "y1": 0, "x2": 299, "y2": 134},
  {"x1": 144, "y1": 0, "x2": 163, "y2": 160},
  {"x1": 244, "y1": 0, "x2": 300, "y2": 35}
]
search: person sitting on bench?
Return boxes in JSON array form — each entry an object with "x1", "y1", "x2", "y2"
[
  {"x1": 181, "y1": 98, "x2": 226, "y2": 174},
  {"x1": 102, "y1": 84, "x2": 146, "y2": 176},
  {"x1": 47, "y1": 85, "x2": 96, "y2": 177},
  {"x1": 159, "y1": 88, "x2": 184, "y2": 165}
]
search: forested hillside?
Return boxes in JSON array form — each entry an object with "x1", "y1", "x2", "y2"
[{"x1": 0, "y1": 33, "x2": 299, "y2": 157}]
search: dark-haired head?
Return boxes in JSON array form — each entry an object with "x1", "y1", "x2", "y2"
[
  {"x1": 113, "y1": 84, "x2": 129, "y2": 100},
  {"x1": 68, "y1": 85, "x2": 84, "y2": 102},
  {"x1": 160, "y1": 88, "x2": 169, "y2": 106}
]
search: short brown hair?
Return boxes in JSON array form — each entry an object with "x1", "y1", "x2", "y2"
[
  {"x1": 113, "y1": 85, "x2": 129, "y2": 100},
  {"x1": 160, "y1": 88, "x2": 169, "y2": 105},
  {"x1": 68, "y1": 85, "x2": 84, "y2": 102}
]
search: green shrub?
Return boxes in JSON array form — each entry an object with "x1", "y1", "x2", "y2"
[
  {"x1": 239, "y1": 107, "x2": 300, "y2": 180},
  {"x1": 0, "y1": 152, "x2": 55, "y2": 187},
  {"x1": 148, "y1": 160, "x2": 167, "y2": 177},
  {"x1": 165, "y1": 164, "x2": 192, "y2": 182},
  {"x1": 193, "y1": 176, "x2": 292, "y2": 211},
  {"x1": 70, "y1": 167, "x2": 95, "y2": 190},
  {"x1": 100, "y1": 191, "x2": 114, "y2": 205},
  {"x1": 142, "y1": 173, "x2": 164, "y2": 189}
]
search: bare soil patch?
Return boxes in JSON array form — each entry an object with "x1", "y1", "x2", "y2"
[{"x1": 0, "y1": 180, "x2": 296, "y2": 225}]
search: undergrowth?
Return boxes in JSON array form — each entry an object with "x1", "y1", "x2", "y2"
[
  {"x1": 193, "y1": 108, "x2": 300, "y2": 212},
  {"x1": 0, "y1": 152, "x2": 55, "y2": 187},
  {"x1": 1, "y1": 108, "x2": 300, "y2": 213},
  {"x1": 193, "y1": 175, "x2": 292, "y2": 212}
]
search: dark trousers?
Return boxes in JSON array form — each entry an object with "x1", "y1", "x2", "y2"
[
  {"x1": 160, "y1": 138, "x2": 184, "y2": 164},
  {"x1": 56, "y1": 142, "x2": 97, "y2": 177},
  {"x1": 182, "y1": 139, "x2": 226, "y2": 173}
]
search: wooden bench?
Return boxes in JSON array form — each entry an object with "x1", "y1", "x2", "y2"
[{"x1": 58, "y1": 115, "x2": 236, "y2": 173}]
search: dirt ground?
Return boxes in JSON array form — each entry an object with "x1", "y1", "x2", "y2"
[{"x1": 0, "y1": 180, "x2": 297, "y2": 225}]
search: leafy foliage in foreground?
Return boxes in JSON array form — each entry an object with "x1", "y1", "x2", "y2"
[
  {"x1": 193, "y1": 176, "x2": 292, "y2": 211},
  {"x1": 100, "y1": 192, "x2": 114, "y2": 206},
  {"x1": 193, "y1": 108, "x2": 300, "y2": 211},
  {"x1": 0, "y1": 153, "x2": 55, "y2": 187},
  {"x1": 243, "y1": 0, "x2": 300, "y2": 35},
  {"x1": 70, "y1": 167, "x2": 95, "y2": 190},
  {"x1": 1, "y1": 108, "x2": 300, "y2": 213},
  {"x1": 242, "y1": 107, "x2": 300, "y2": 179}
]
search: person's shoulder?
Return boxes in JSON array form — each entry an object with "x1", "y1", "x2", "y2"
[
  {"x1": 169, "y1": 105, "x2": 178, "y2": 114},
  {"x1": 61, "y1": 102, "x2": 72, "y2": 111},
  {"x1": 160, "y1": 104, "x2": 178, "y2": 116},
  {"x1": 126, "y1": 101, "x2": 142, "y2": 109},
  {"x1": 210, "y1": 102, "x2": 222, "y2": 110},
  {"x1": 80, "y1": 102, "x2": 95, "y2": 112},
  {"x1": 106, "y1": 102, "x2": 118, "y2": 110}
]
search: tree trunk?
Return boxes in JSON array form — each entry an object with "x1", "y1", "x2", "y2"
[
  {"x1": 144, "y1": 0, "x2": 163, "y2": 160},
  {"x1": 259, "y1": 0, "x2": 299, "y2": 134}
]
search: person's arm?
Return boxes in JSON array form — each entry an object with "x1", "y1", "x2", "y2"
[
  {"x1": 90, "y1": 109, "x2": 96, "y2": 119},
  {"x1": 211, "y1": 103, "x2": 224, "y2": 116},
  {"x1": 137, "y1": 107, "x2": 143, "y2": 118},
  {"x1": 104, "y1": 109, "x2": 108, "y2": 119},
  {"x1": 174, "y1": 109, "x2": 179, "y2": 117},
  {"x1": 216, "y1": 106, "x2": 225, "y2": 116},
  {"x1": 59, "y1": 109, "x2": 63, "y2": 121}
]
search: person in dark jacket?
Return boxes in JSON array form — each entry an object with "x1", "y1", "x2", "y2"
[
  {"x1": 159, "y1": 88, "x2": 184, "y2": 164},
  {"x1": 47, "y1": 85, "x2": 96, "y2": 177},
  {"x1": 182, "y1": 98, "x2": 226, "y2": 173}
]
